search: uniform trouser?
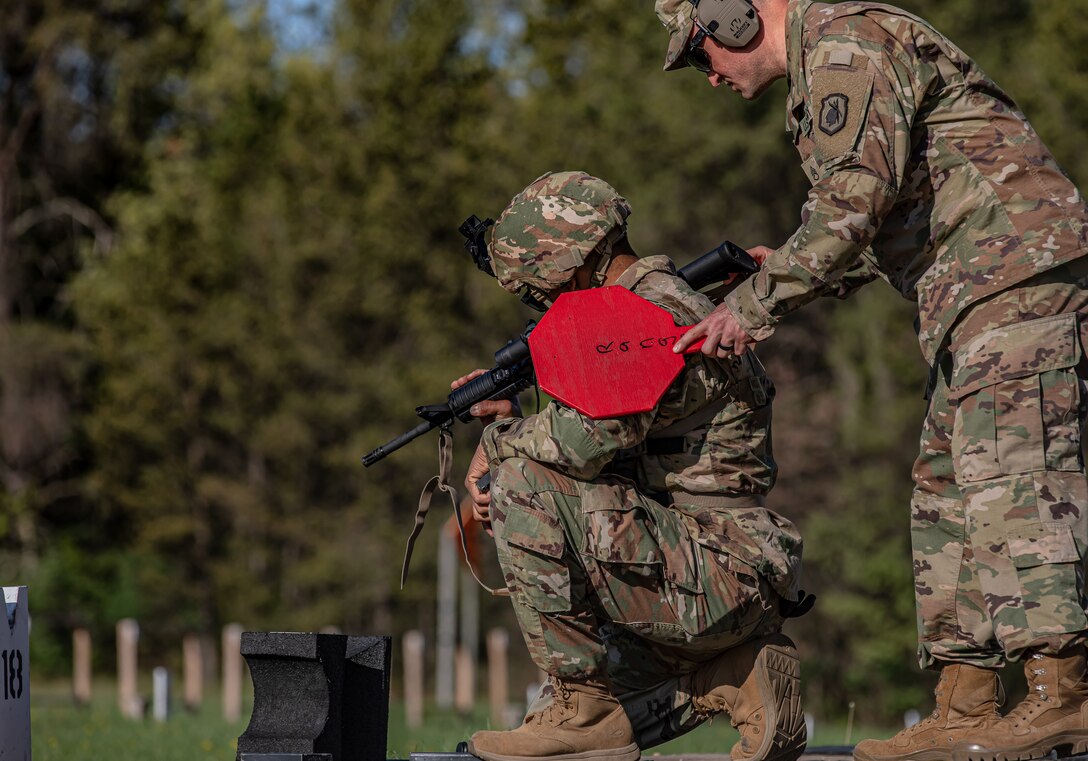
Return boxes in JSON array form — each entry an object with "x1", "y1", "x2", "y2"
[
  {"x1": 913, "y1": 259, "x2": 1088, "y2": 669},
  {"x1": 489, "y1": 456, "x2": 783, "y2": 747}
]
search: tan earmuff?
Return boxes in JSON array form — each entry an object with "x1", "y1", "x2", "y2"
[{"x1": 694, "y1": 0, "x2": 760, "y2": 48}]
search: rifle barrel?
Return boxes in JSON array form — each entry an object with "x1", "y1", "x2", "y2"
[{"x1": 362, "y1": 420, "x2": 436, "y2": 467}]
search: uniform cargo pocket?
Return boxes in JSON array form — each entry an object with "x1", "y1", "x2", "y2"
[
  {"x1": 950, "y1": 314, "x2": 1080, "y2": 399},
  {"x1": 581, "y1": 490, "x2": 702, "y2": 640},
  {"x1": 1008, "y1": 522, "x2": 1080, "y2": 567},
  {"x1": 684, "y1": 507, "x2": 765, "y2": 572},
  {"x1": 950, "y1": 314, "x2": 1082, "y2": 483},
  {"x1": 1006, "y1": 522, "x2": 1088, "y2": 636},
  {"x1": 581, "y1": 489, "x2": 700, "y2": 594},
  {"x1": 501, "y1": 505, "x2": 571, "y2": 614}
]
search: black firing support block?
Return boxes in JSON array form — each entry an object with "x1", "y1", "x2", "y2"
[{"x1": 237, "y1": 632, "x2": 391, "y2": 761}]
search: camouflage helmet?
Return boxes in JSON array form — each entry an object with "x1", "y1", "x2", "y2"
[{"x1": 489, "y1": 171, "x2": 631, "y2": 296}]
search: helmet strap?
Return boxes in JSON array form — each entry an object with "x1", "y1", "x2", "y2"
[{"x1": 587, "y1": 225, "x2": 627, "y2": 287}]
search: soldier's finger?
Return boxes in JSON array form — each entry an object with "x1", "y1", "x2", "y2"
[
  {"x1": 701, "y1": 321, "x2": 727, "y2": 356},
  {"x1": 673, "y1": 321, "x2": 708, "y2": 353},
  {"x1": 451, "y1": 368, "x2": 489, "y2": 390},
  {"x1": 704, "y1": 334, "x2": 724, "y2": 356},
  {"x1": 469, "y1": 400, "x2": 515, "y2": 419},
  {"x1": 472, "y1": 500, "x2": 490, "y2": 522}
]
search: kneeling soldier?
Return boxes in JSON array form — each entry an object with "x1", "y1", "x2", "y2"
[{"x1": 461, "y1": 170, "x2": 809, "y2": 761}]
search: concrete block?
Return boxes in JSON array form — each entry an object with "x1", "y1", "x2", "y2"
[{"x1": 237, "y1": 632, "x2": 391, "y2": 761}]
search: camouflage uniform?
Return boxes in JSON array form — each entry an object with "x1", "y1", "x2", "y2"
[
  {"x1": 480, "y1": 255, "x2": 803, "y2": 747},
  {"x1": 711, "y1": 0, "x2": 1088, "y2": 668}
]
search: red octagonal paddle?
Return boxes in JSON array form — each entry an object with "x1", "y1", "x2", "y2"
[{"x1": 528, "y1": 286, "x2": 707, "y2": 419}]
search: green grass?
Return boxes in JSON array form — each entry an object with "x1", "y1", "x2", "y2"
[
  {"x1": 32, "y1": 682, "x2": 246, "y2": 761},
  {"x1": 30, "y1": 681, "x2": 891, "y2": 760}
]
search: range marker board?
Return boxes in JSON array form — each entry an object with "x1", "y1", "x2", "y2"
[{"x1": 0, "y1": 587, "x2": 29, "y2": 761}]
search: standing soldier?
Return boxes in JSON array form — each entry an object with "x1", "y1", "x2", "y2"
[
  {"x1": 461, "y1": 170, "x2": 810, "y2": 761},
  {"x1": 655, "y1": 1, "x2": 1088, "y2": 760}
]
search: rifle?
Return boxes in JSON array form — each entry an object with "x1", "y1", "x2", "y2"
[
  {"x1": 360, "y1": 220, "x2": 758, "y2": 468},
  {"x1": 361, "y1": 329, "x2": 534, "y2": 466}
]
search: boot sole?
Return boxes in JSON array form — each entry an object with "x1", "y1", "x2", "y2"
[
  {"x1": 466, "y1": 741, "x2": 641, "y2": 761},
  {"x1": 953, "y1": 730, "x2": 1088, "y2": 761},
  {"x1": 854, "y1": 746, "x2": 958, "y2": 761},
  {"x1": 736, "y1": 635, "x2": 807, "y2": 761}
]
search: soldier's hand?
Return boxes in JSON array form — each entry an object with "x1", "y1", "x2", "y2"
[
  {"x1": 451, "y1": 369, "x2": 522, "y2": 425},
  {"x1": 746, "y1": 245, "x2": 774, "y2": 266},
  {"x1": 673, "y1": 302, "x2": 756, "y2": 358},
  {"x1": 465, "y1": 441, "x2": 493, "y2": 537},
  {"x1": 720, "y1": 244, "x2": 774, "y2": 286}
]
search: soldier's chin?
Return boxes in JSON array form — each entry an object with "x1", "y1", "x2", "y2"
[{"x1": 745, "y1": 78, "x2": 775, "y2": 100}]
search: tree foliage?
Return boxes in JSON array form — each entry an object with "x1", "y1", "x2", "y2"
[{"x1": 3, "y1": 0, "x2": 1086, "y2": 726}]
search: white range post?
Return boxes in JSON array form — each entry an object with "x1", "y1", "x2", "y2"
[
  {"x1": 0, "y1": 586, "x2": 30, "y2": 761},
  {"x1": 152, "y1": 667, "x2": 171, "y2": 722}
]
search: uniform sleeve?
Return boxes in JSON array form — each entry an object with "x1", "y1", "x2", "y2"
[
  {"x1": 725, "y1": 36, "x2": 921, "y2": 339},
  {"x1": 828, "y1": 253, "x2": 882, "y2": 299},
  {"x1": 481, "y1": 401, "x2": 654, "y2": 481}
]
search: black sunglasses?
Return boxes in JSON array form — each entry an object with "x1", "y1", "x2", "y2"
[{"x1": 685, "y1": 21, "x2": 713, "y2": 73}]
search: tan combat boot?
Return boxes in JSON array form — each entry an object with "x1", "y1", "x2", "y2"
[
  {"x1": 690, "y1": 632, "x2": 806, "y2": 761},
  {"x1": 853, "y1": 663, "x2": 1000, "y2": 761},
  {"x1": 953, "y1": 645, "x2": 1088, "y2": 761},
  {"x1": 468, "y1": 676, "x2": 640, "y2": 761}
]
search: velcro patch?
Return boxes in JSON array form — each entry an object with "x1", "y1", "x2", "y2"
[
  {"x1": 809, "y1": 66, "x2": 873, "y2": 161},
  {"x1": 826, "y1": 49, "x2": 853, "y2": 66},
  {"x1": 823, "y1": 50, "x2": 867, "y2": 69}
]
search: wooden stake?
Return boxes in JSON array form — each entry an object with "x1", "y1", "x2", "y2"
[
  {"x1": 222, "y1": 623, "x2": 244, "y2": 723},
  {"x1": 116, "y1": 619, "x2": 142, "y2": 719},
  {"x1": 182, "y1": 634, "x2": 203, "y2": 711},
  {"x1": 454, "y1": 645, "x2": 474, "y2": 714},
  {"x1": 436, "y1": 531, "x2": 457, "y2": 710},
  {"x1": 73, "y1": 628, "x2": 92, "y2": 706},
  {"x1": 486, "y1": 628, "x2": 509, "y2": 729},
  {"x1": 403, "y1": 630, "x2": 425, "y2": 729}
]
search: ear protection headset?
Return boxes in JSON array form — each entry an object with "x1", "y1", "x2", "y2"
[{"x1": 693, "y1": 0, "x2": 760, "y2": 48}]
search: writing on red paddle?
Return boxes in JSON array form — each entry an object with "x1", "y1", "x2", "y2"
[{"x1": 528, "y1": 286, "x2": 705, "y2": 419}]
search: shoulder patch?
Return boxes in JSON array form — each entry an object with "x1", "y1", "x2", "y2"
[
  {"x1": 819, "y1": 93, "x2": 849, "y2": 136},
  {"x1": 809, "y1": 66, "x2": 874, "y2": 161}
]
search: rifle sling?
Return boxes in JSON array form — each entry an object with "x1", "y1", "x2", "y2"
[{"x1": 401, "y1": 429, "x2": 507, "y2": 596}]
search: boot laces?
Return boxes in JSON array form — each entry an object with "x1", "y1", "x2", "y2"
[
  {"x1": 536, "y1": 679, "x2": 575, "y2": 725},
  {"x1": 901, "y1": 707, "x2": 942, "y2": 736},
  {"x1": 900, "y1": 666, "x2": 959, "y2": 735},
  {"x1": 691, "y1": 699, "x2": 716, "y2": 720},
  {"x1": 1007, "y1": 654, "x2": 1051, "y2": 728}
]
